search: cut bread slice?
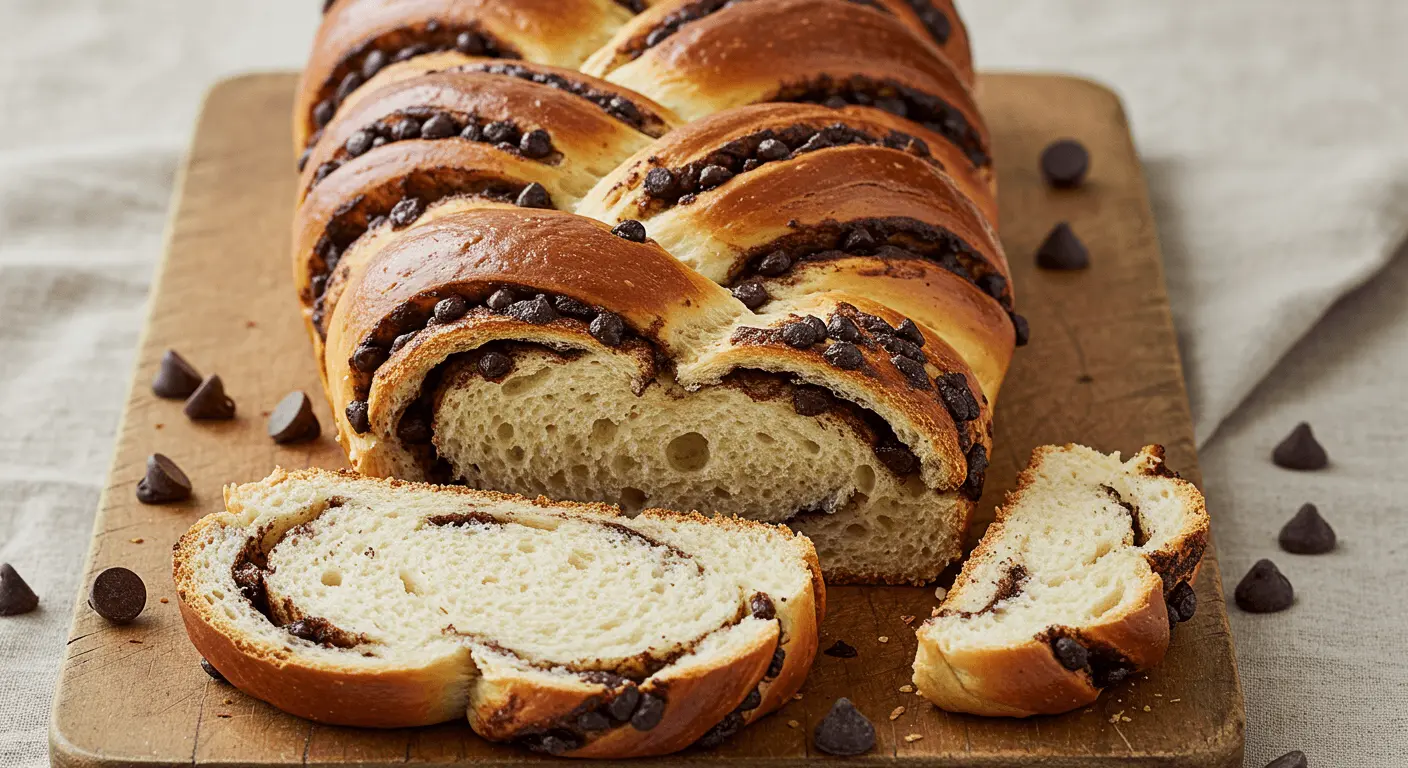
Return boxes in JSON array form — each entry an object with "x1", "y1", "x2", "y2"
[
  {"x1": 173, "y1": 468, "x2": 823, "y2": 757},
  {"x1": 913, "y1": 444, "x2": 1208, "y2": 717}
]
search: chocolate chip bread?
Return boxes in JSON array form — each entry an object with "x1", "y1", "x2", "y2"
[
  {"x1": 295, "y1": 0, "x2": 1015, "y2": 585},
  {"x1": 912, "y1": 445, "x2": 1209, "y2": 717},
  {"x1": 174, "y1": 468, "x2": 822, "y2": 757}
]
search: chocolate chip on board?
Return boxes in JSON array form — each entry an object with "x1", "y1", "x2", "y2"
[
  {"x1": 1263, "y1": 751, "x2": 1308, "y2": 768},
  {"x1": 1051, "y1": 637, "x2": 1089, "y2": 671},
  {"x1": 1279, "y1": 503, "x2": 1336, "y2": 554},
  {"x1": 1011, "y1": 313, "x2": 1030, "y2": 346},
  {"x1": 268, "y1": 391, "x2": 321, "y2": 444},
  {"x1": 183, "y1": 375, "x2": 236, "y2": 420},
  {"x1": 151, "y1": 349, "x2": 203, "y2": 399},
  {"x1": 1166, "y1": 580, "x2": 1197, "y2": 624},
  {"x1": 136, "y1": 453, "x2": 193, "y2": 504},
  {"x1": 1234, "y1": 559, "x2": 1294, "y2": 613},
  {"x1": 1272, "y1": 422, "x2": 1329, "y2": 470},
  {"x1": 1040, "y1": 139, "x2": 1090, "y2": 188},
  {"x1": 813, "y1": 697, "x2": 875, "y2": 756},
  {"x1": 1036, "y1": 222, "x2": 1090, "y2": 270},
  {"x1": 88, "y1": 566, "x2": 147, "y2": 624},
  {"x1": 200, "y1": 657, "x2": 227, "y2": 682},
  {"x1": 0, "y1": 563, "x2": 40, "y2": 616},
  {"x1": 823, "y1": 639, "x2": 858, "y2": 658}
]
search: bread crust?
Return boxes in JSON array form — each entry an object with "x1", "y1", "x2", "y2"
[{"x1": 174, "y1": 468, "x2": 823, "y2": 756}]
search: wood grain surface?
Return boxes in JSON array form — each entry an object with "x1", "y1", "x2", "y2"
[{"x1": 48, "y1": 73, "x2": 1244, "y2": 767}]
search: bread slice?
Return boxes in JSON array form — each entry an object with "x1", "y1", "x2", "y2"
[
  {"x1": 912, "y1": 445, "x2": 1208, "y2": 717},
  {"x1": 173, "y1": 468, "x2": 823, "y2": 757}
]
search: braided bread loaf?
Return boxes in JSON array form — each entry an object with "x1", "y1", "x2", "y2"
[{"x1": 294, "y1": 0, "x2": 1022, "y2": 585}]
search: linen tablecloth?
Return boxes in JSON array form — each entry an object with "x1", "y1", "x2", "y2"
[{"x1": 2, "y1": 2, "x2": 1405, "y2": 765}]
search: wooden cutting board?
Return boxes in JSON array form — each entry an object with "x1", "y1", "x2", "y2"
[{"x1": 49, "y1": 73, "x2": 1244, "y2": 768}]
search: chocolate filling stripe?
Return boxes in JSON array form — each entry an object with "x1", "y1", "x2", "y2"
[
  {"x1": 445, "y1": 62, "x2": 668, "y2": 137},
  {"x1": 620, "y1": 0, "x2": 893, "y2": 62},
  {"x1": 633, "y1": 121, "x2": 938, "y2": 213},
  {"x1": 900, "y1": 0, "x2": 953, "y2": 45}
]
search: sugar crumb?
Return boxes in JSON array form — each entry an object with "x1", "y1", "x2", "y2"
[
  {"x1": 899, "y1": 685, "x2": 914, "y2": 693},
  {"x1": 878, "y1": 636, "x2": 890, "y2": 643},
  {"x1": 889, "y1": 706, "x2": 905, "y2": 721},
  {"x1": 787, "y1": 720, "x2": 799, "y2": 729},
  {"x1": 904, "y1": 734, "x2": 923, "y2": 743}
]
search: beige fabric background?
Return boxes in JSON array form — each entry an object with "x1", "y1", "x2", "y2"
[{"x1": 1, "y1": 2, "x2": 1404, "y2": 766}]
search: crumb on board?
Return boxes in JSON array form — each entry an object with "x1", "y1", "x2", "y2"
[
  {"x1": 878, "y1": 636, "x2": 890, "y2": 643},
  {"x1": 160, "y1": 598, "x2": 169, "y2": 604},
  {"x1": 900, "y1": 615, "x2": 916, "y2": 625},
  {"x1": 1108, "y1": 711, "x2": 1124, "y2": 724},
  {"x1": 1143, "y1": 705, "x2": 1151, "y2": 712},
  {"x1": 904, "y1": 734, "x2": 923, "y2": 743},
  {"x1": 793, "y1": 693, "x2": 803, "y2": 700},
  {"x1": 129, "y1": 538, "x2": 143, "y2": 544},
  {"x1": 1122, "y1": 716, "x2": 1132, "y2": 723},
  {"x1": 787, "y1": 720, "x2": 799, "y2": 729},
  {"x1": 155, "y1": 423, "x2": 164, "y2": 430},
  {"x1": 128, "y1": 639, "x2": 142, "y2": 644},
  {"x1": 889, "y1": 706, "x2": 905, "y2": 721},
  {"x1": 1170, "y1": 698, "x2": 1181, "y2": 703},
  {"x1": 899, "y1": 684, "x2": 914, "y2": 693},
  {"x1": 1154, "y1": 693, "x2": 1163, "y2": 697},
  {"x1": 933, "y1": 586, "x2": 947, "y2": 600},
  {"x1": 217, "y1": 714, "x2": 232, "y2": 719}
]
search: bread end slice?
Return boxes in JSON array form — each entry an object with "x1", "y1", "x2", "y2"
[
  {"x1": 173, "y1": 468, "x2": 822, "y2": 757},
  {"x1": 912, "y1": 444, "x2": 1208, "y2": 717}
]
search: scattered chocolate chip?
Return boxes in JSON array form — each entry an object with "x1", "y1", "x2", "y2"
[
  {"x1": 483, "y1": 120, "x2": 519, "y2": 144},
  {"x1": 134, "y1": 453, "x2": 192, "y2": 504},
  {"x1": 432, "y1": 296, "x2": 469, "y2": 324},
  {"x1": 183, "y1": 375, "x2": 235, "y2": 420},
  {"x1": 345, "y1": 400, "x2": 371, "y2": 433},
  {"x1": 782, "y1": 320, "x2": 822, "y2": 348},
  {"x1": 577, "y1": 710, "x2": 610, "y2": 732},
  {"x1": 519, "y1": 128, "x2": 553, "y2": 159},
  {"x1": 813, "y1": 698, "x2": 875, "y2": 756},
  {"x1": 875, "y1": 443, "x2": 918, "y2": 475},
  {"x1": 419, "y1": 112, "x2": 458, "y2": 140},
  {"x1": 823, "y1": 341, "x2": 865, "y2": 370},
  {"x1": 823, "y1": 640, "x2": 858, "y2": 658},
  {"x1": 606, "y1": 685, "x2": 641, "y2": 721},
  {"x1": 351, "y1": 342, "x2": 388, "y2": 373},
  {"x1": 200, "y1": 658, "x2": 226, "y2": 682},
  {"x1": 360, "y1": 49, "x2": 387, "y2": 80},
  {"x1": 755, "y1": 250, "x2": 793, "y2": 276},
  {"x1": 589, "y1": 312, "x2": 625, "y2": 347},
  {"x1": 516, "y1": 182, "x2": 551, "y2": 209},
  {"x1": 1041, "y1": 139, "x2": 1090, "y2": 188},
  {"x1": 731, "y1": 282, "x2": 768, "y2": 310},
  {"x1": 1279, "y1": 503, "x2": 1336, "y2": 554},
  {"x1": 389, "y1": 197, "x2": 424, "y2": 229},
  {"x1": 455, "y1": 31, "x2": 484, "y2": 55},
  {"x1": 1052, "y1": 637, "x2": 1089, "y2": 670},
  {"x1": 1036, "y1": 222, "x2": 1090, "y2": 270},
  {"x1": 611, "y1": 219, "x2": 647, "y2": 242},
  {"x1": 756, "y1": 138, "x2": 789, "y2": 161},
  {"x1": 695, "y1": 711, "x2": 744, "y2": 749},
  {"x1": 892, "y1": 356, "x2": 931, "y2": 389},
  {"x1": 749, "y1": 593, "x2": 775, "y2": 620},
  {"x1": 0, "y1": 564, "x2": 39, "y2": 616},
  {"x1": 826, "y1": 315, "x2": 860, "y2": 342},
  {"x1": 630, "y1": 692, "x2": 665, "y2": 731},
  {"x1": 698, "y1": 165, "x2": 734, "y2": 189},
  {"x1": 894, "y1": 318, "x2": 925, "y2": 346},
  {"x1": 643, "y1": 167, "x2": 676, "y2": 196},
  {"x1": 390, "y1": 116, "x2": 421, "y2": 141},
  {"x1": 1272, "y1": 422, "x2": 1328, "y2": 470},
  {"x1": 344, "y1": 129, "x2": 375, "y2": 157},
  {"x1": 486, "y1": 288, "x2": 517, "y2": 310},
  {"x1": 312, "y1": 100, "x2": 335, "y2": 128},
  {"x1": 478, "y1": 351, "x2": 513, "y2": 379},
  {"x1": 1166, "y1": 581, "x2": 1197, "y2": 625},
  {"x1": 1011, "y1": 313, "x2": 1030, "y2": 346},
  {"x1": 268, "y1": 392, "x2": 320, "y2": 444},
  {"x1": 88, "y1": 567, "x2": 146, "y2": 624},
  {"x1": 152, "y1": 349, "x2": 203, "y2": 399},
  {"x1": 936, "y1": 372, "x2": 980, "y2": 422},
  {"x1": 1263, "y1": 751, "x2": 1308, "y2": 768},
  {"x1": 1234, "y1": 559, "x2": 1294, "y2": 613},
  {"x1": 792, "y1": 385, "x2": 831, "y2": 416},
  {"x1": 766, "y1": 647, "x2": 785, "y2": 677}
]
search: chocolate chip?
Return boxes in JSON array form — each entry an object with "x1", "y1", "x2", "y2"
[
  {"x1": 895, "y1": 318, "x2": 925, "y2": 346},
  {"x1": 519, "y1": 129, "x2": 553, "y2": 159},
  {"x1": 813, "y1": 698, "x2": 875, "y2": 756},
  {"x1": 792, "y1": 385, "x2": 831, "y2": 416},
  {"x1": 184, "y1": 375, "x2": 235, "y2": 420},
  {"x1": 268, "y1": 391, "x2": 320, "y2": 444},
  {"x1": 1094, "y1": 664, "x2": 1131, "y2": 687},
  {"x1": 962, "y1": 444, "x2": 988, "y2": 499},
  {"x1": 345, "y1": 400, "x2": 371, "y2": 433},
  {"x1": 386, "y1": 333, "x2": 415, "y2": 355},
  {"x1": 802, "y1": 315, "x2": 826, "y2": 338},
  {"x1": 134, "y1": 453, "x2": 192, "y2": 504},
  {"x1": 477, "y1": 351, "x2": 513, "y2": 379},
  {"x1": 508, "y1": 295, "x2": 557, "y2": 325},
  {"x1": 390, "y1": 116, "x2": 421, "y2": 141},
  {"x1": 398, "y1": 414, "x2": 431, "y2": 444},
  {"x1": 1011, "y1": 313, "x2": 1030, "y2": 346},
  {"x1": 389, "y1": 197, "x2": 424, "y2": 229},
  {"x1": 607, "y1": 95, "x2": 640, "y2": 123},
  {"x1": 589, "y1": 311, "x2": 625, "y2": 347},
  {"x1": 577, "y1": 710, "x2": 610, "y2": 732},
  {"x1": 459, "y1": 122, "x2": 482, "y2": 141},
  {"x1": 420, "y1": 112, "x2": 458, "y2": 139},
  {"x1": 698, "y1": 165, "x2": 734, "y2": 189},
  {"x1": 1272, "y1": 422, "x2": 1328, "y2": 470},
  {"x1": 515, "y1": 182, "x2": 551, "y2": 209},
  {"x1": 606, "y1": 685, "x2": 641, "y2": 721},
  {"x1": 532, "y1": 733, "x2": 579, "y2": 756},
  {"x1": 1041, "y1": 139, "x2": 1090, "y2": 188},
  {"x1": 857, "y1": 313, "x2": 892, "y2": 335},
  {"x1": 312, "y1": 161, "x2": 338, "y2": 183},
  {"x1": 486, "y1": 288, "x2": 516, "y2": 310},
  {"x1": 428, "y1": 296, "x2": 467, "y2": 325},
  {"x1": 1052, "y1": 637, "x2": 1089, "y2": 670},
  {"x1": 823, "y1": 95, "x2": 848, "y2": 109},
  {"x1": 0, "y1": 564, "x2": 39, "y2": 616},
  {"x1": 88, "y1": 567, "x2": 146, "y2": 624},
  {"x1": 611, "y1": 219, "x2": 647, "y2": 242},
  {"x1": 823, "y1": 341, "x2": 864, "y2": 370},
  {"x1": 920, "y1": 7, "x2": 952, "y2": 43},
  {"x1": 937, "y1": 372, "x2": 980, "y2": 422},
  {"x1": 823, "y1": 640, "x2": 857, "y2": 658},
  {"x1": 826, "y1": 315, "x2": 860, "y2": 342},
  {"x1": 1279, "y1": 503, "x2": 1336, "y2": 554},
  {"x1": 1036, "y1": 222, "x2": 1090, "y2": 270},
  {"x1": 455, "y1": 31, "x2": 484, "y2": 55},
  {"x1": 695, "y1": 711, "x2": 743, "y2": 749},
  {"x1": 878, "y1": 334, "x2": 926, "y2": 363},
  {"x1": 200, "y1": 658, "x2": 226, "y2": 682},
  {"x1": 343, "y1": 129, "x2": 374, "y2": 158},
  {"x1": 892, "y1": 355, "x2": 931, "y2": 390},
  {"x1": 739, "y1": 687, "x2": 762, "y2": 711},
  {"x1": 731, "y1": 282, "x2": 768, "y2": 310},
  {"x1": 630, "y1": 691, "x2": 665, "y2": 731},
  {"x1": 1166, "y1": 581, "x2": 1197, "y2": 625},
  {"x1": 544, "y1": 296, "x2": 590, "y2": 320},
  {"x1": 756, "y1": 138, "x2": 789, "y2": 161},
  {"x1": 1234, "y1": 559, "x2": 1294, "y2": 613},
  {"x1": 366, "y1": 215, "x2": 387, "y2": 230},
  {"x1": 755, "y1": 250, "x2": 793, "y2": 276},
  {"x1": 749, "y1": 592, "x2": 775, "y2": 620},
  {"x1": 360, "y1": 49, "x2": 387, "y2": 80},
  {"x1": 782, "y1": 320, "x2": 822, "y2": 348},
  {"x1": 766, "y1": 647, "x2": 785, "y2": 677},
  {"x1": 977, "y1": 273, "x2": 1007, "y2": 301},
  {"x1": 843, "y1": 228, "x2": 876, "y2": 252},
  {"x1": 643, "y1": 167, "x2": 676, "y2": 197},
  {"x1": 296, "y1": 148, "x2": 312, "y2": 172},
  {"x1": 351, "y1": 342, "x2": 388, "y2": 373},
  {"x1": 1263, "y1": 751, "x2": 1308, "y2": 768},
  {"x1": 312, "y1": 100, "x2": 334, "y2": 128},
  {"x1": 393, "y1": 43, "x2": 430, "y2": 62},
  {"x1": 335, "y1": 72, "x2": 363, "y2": 103},
  {"x1": 875, "y1": 443, "x2": 918, "y2": 475},
  {"x1": 152, "y1": 349, "x2": 203, "y2": 399},
  {"x1": 482, "y1": 120, "x2": 518, "y2": 144}
]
